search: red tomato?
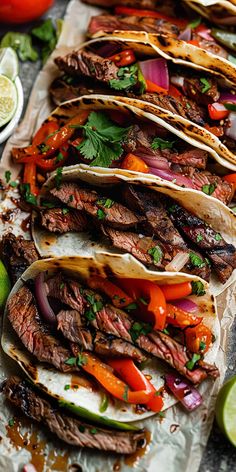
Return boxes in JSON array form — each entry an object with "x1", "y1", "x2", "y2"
[
  {"x1": 208, "y1": 103, "x2": 229, "y2": 121},
  {"x1": 0, "y1": 0, "x2": 54, "y2": 23}
]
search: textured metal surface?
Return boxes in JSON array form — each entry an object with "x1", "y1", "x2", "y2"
[{"x1": 0, "y1": 1, "x2": 236, "y2": 470}]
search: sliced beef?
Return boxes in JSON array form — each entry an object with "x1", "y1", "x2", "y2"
[
  {"x1": 168, "y1": 203, "x2": 236, "y2": 283},
  {"x1": 183, "y1": 76, "x2": 220, "y2": 106},
  {"x1": 49, "y1": 75, "x2": 111, "y2": 106},
  {"x1": 51, "y1": 183, "x2": 142, "y2": 230},
  {"x1": 2, "y1": 376, "x2": 146, "y2": 453},
  {"x1": 191, "y1": 171, "x2": 234, "y2": 205},
  {"x1": 122, "y1": 185, "x2": 186, "y2": 247},
  {"x1": 88, "y1": 14, "x2": 179, "y2": 36},
  {"x1": 44, "y1": 274, "x2": 219, "y2": 383},
  {"x1": 7, "y1": 286, "x2": 75, "y2": 372},
  {"x1": 1, "y1": 233, "x2": 39, "y2": 284},
  {"x1": 55, "y1": 49, "x2": 119, "y2": 83},
  {"x1": 57, "y1": 309, "x2": 146, "y2": 363},
  {"x1": 41, "y1": 208, "x2": 89, "y2": 233},
  {"x1": 166, "y1": 148, "x2": 208, "y2": 169}
]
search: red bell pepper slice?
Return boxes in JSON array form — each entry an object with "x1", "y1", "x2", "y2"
[
  {"x1": 23, "y1": 162, "x2": 39, "y2": 196},
  {"x1": 108, "y1": 359, "x2": 163, "y2": 412},
  {"x1": 166, "y1": 304, "x2": 202, "y2": 329},
  {"x1": 168, "y1": 84, "x2": 183, "y2": 98},
  {"x1": 223, "y1": 173, "x2": 236, "y2": 193},
  {"x1": 81, "y1": 353, "x2": 153, "y2": 404},
  {"x1": 121, "y1": 154, "x2": 149, "y2": 173},
  {"x1": 145, "y1": 79, "x2": 168, "y2": 94},
  {"x1": 160, "y1": 282, "x2": 192, "y2": 300},
  {"x1": 32, "y1": 120, "x2": 59, "y2": 146},
  {"x1": 116, "y1": 278, "x2": 167, "y2": 331},
  {"x1": 114, "y1": 6, "x2": 188, "y2": 28},
  {"x1": 108, "y1": 49, "x2": 136, "y2": 67},
  {"x1": 87, "y1": 276, "x2": 134, "y2": 308}
]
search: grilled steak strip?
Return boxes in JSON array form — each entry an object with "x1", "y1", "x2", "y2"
[
  {"x1": 41, "y1": 208, "x2": 89, "y2": 233},
  {"x1": 57, "y1": 309, "x2": 147, "y2": 363},
  {"x1": 1, "y1": 233, "x2": 39, "y2": 284},
  {"x1": 122, "y1": 185, "x2": 186, "y2": 247},
  {"x1": 7, "y1": 286, "x2": 76, "y2": 372},
  {"x1": 88, "y1": 14, "x2": 179, "y2": 36},
  {"x1": 48, "y1": 275, "x2": 219, "y2": 384},
  {"x1": 51, "y1": 183, "x2": 142, "y2": 230},
  {"x1": 168, "y1": 203, "x2": 236, "y2": 283},
  {"x1": 2, "y1": 376, "x2": 146, "y2": 453},
  {"x1": 55, "y1": 49, "x2": 119, "y2": 84}
]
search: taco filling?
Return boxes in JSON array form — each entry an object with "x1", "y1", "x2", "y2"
[
  {"x1": 37, "y1": 181, "x2": 236, "y2": 283},
  {"x1": 11, "y1": 106, "x2": 235, "y2": 206},
  {"x1": 53, "y1": 39, "x2": 236, "y2": 154}
]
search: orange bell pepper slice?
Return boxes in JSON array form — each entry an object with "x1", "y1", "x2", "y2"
[
  {"x1": 87, "y1": 276, "x2": 134, "y2": 308},
  {"x1": 160, "y1": 282, "x2": 192, "y2": 300},
  {"x1": 121, "y1": 154, "x2": 149, "y2": 173},
  {"x1": 166, "y1": 304, "x2": 202, "y2": 329},
  {"x1": 145, "y1": 79, "x2": 168, "y2": 94},
  {"x1": 185, "y1": 324, "x2": 212, "y2": 354}
]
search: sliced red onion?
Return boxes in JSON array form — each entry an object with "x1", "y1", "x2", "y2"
[
  {"x1": 197, "y1": 29, "x2": 214, "y2": 41},
  {"x1": 210, "y1": 102, "x2": 228, "y2": 113},
  {"x1": 170, "y1": 75, "x2": 184, "y2": 88},
  {"x1": 225, "y1": 112, "x2": 236, "y2": 139},
  {"x1": 23, "y1": 465, "x2": 37, "y2": 472},
  {"x1": 35, "y1": 272, "x2": 56, "y2": 325},
  {"x1": 165, "y1": 373, "x2": 202, "y2": 411},
  {"x1": 219, "y1": 92, "x2": 236, "y2": 104},
  {"x1": 149, "y1": 167, "x2": 195, "y2": 189},
  {"x1": 139, "y1": 58, "x2": 169, "y2": 90},
  {"x1": 171, "y1": 298, "x2": 198, "y2": 313},
  {"x1": 165, "y1": 252, "x2": 190, "y2": 272},
  {"x1": 178, "y1": 27, "x2": 191, "y2": 41},
  {"x1": 141, "y1": 154, "x2": 170, "y2": 170}
]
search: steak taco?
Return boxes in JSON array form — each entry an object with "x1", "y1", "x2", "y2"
[
  {"x1": 183, "y1": 0, "x2": 236, "y2": 25},
  {"x1": 11, "y1": 95, "x2": 236, "y2": 208},
  {"x1": 50, "y1": 34, "x2": 236, "y2": 168},
  {"x1": 2, "y1": 253, "x2": 220, "y2": 452},
  {"x1": 32, "y1": 166, "x2": 236, "y2": 292}
]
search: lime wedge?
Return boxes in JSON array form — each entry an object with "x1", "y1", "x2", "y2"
[
  {"x1": 0, "y1": 74, "x2": 17, "y2": 127},
  {"x1": 0, "y1": 47, "x2": 19, "y2": 81},
  {"x1": 215, "y1": 376, "x2": 236, "y2": 446},
  {"x1": 0, "y1": 260, "x2": 11, "y2": 310}
]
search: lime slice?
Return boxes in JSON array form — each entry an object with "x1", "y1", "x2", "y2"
[
  {"x1": 0, "y1": 259, "x2": 11, "y2": 310},
  {"x1": 215, "y1": 376, "x2": 236, "y2": 446},
  {"x1": 0, "y1": 74, "x2": 17, "y2": 127},
  {"x1": 0, "y1": 47, "x2": 19, "y2": 81}
]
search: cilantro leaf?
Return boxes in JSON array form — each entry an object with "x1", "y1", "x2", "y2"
[
  {"x1": 188, "y1": 17, "x2": 201, "y2": 29},
  {"x1": 109, "y1": 63, "x2": 139, "y2": 91},
  {"x1": 31, "y1": 19, "x2": 57, "y2": 64},
  {"x1": 129, "y1": 321, "x2": 152, "y2": 342},
  {"x1": 148, "y1": 246, "x2": 163, "y2": 264},
  {"x1": 123, "y1": 385, "x2": 129, "y2": 401},
  {"x1": 1, "y1": 32, "x2": 38, "y2": 61},
  {"x1": 96, "y1": 198, "x2": 114, "y2": 209},
  {"x1": 191, "y1": 281, "x2": 206, "y2": 296},
  {"x1": 196, "y1": 234, "x2": 203, "y2": 242},
  {"x1": 55, "y1": 167, "x2": 63, "y2": 190},
  {"x1": 20, "y1": 183, "x2": 37, "y2": 205},
  {"x1": 151, "y1": 137, "x2": 175, "y2": 151},
  {"x1": 215, "y1": 233, "x2": 222, "y2": 241},
  {"x1": 200, "y1": 78, "x2": 211, "y2": 93},
  {"x1": 64, "y1": 357, "x2": 77, "y2": 366},
  {"x1": 78, "y1": 112, "x2": 130, "y2": 167},
  {"x1": 5, "y1": 170, "x2": 11, "y2": 183},
  {"x1": 199, "y1": 341, "x2": 206, "y2": 351},
  {"x1": 189, "y1": 252, "x2": 205, "y2": 268},
  {"x1": 185, "y1": 353, "x2": 201, "y2": 370},
  {"x1": 202, "y1": 183, "x2": 216, "y2": 195},
  {"x1": 223, "y1": 103, "x2": 236, "y2": 112}
]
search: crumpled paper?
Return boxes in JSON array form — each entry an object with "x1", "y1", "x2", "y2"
[{"x1": 0, "y1": 1, "x2": 235, "y2": 471}]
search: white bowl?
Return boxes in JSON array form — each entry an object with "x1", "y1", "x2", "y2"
[{"x1": 0, "y1": 76, "x2": 24, "y2": 145}]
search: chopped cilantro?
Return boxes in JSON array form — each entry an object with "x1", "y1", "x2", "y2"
[
  {"x1": 126, "y1": 302, "x2": 138, "y2": 311},
  {"x1": 151, "y1": 137, "x2": 175, "y2": 151},
  {"x1": 37, "y1": 143, "x2": 50, "y2": 153},
  {"x1": 55, "y1": 151, "x2": 65, "y2": 163},
  {"x1": 109, "y1": 63, "x2": 138, "y2": 91},
  {"x1": 139, "y1": 297, "x2": 148, "y2": 305},
  {"x1": 62, "y1": 208, "x2": 69, "y2": 215},
  {"x1": 64, "y1": 357, "x2": 77, "y2": 366},
  {"x1": 8, "y1": 418, "x2": 14, "y2": 427},
  {"x1": 99, "y1": 394, "x2": 109, "y2": 413},
  {"x1": 215, "y1": 233, "x2": 222, "y2": 241},
  {"x1": 188, "y1": 17, "x2": 201, "y2": 29},
  {"x1": 162, "y1": 328, "x2": 170, "y2": 335},
  {"x1": 20, "y1": 183, "x2": 37, "y2": 205},
  {"x1": 97, "y1": 198, "x2": 115, "y2": 208},
  {"x1": 9, "y1": 181, "x2": 18, "y2": 188},
  {"x1": 199, "y1": 341, "x2": 206, "y2": 351},
  {"x1": 168, "y1": 204, "x2": 178, "y2": 213},
  {"x1": 77, "y1": 353, "x2": 87, "y2": 367},
  {"x1": 69, "y1": 194, "x2": 74, "y2": 202},
  {"x1": 157, "y1": 411, "x2": 165, "y2": 418},
  {"x1": 191, "y1": 281, "x2": 206, "y2": 296},
  {"x1": 123, "y1": 385, "x2": 129, "y2": 401},
  {"x1": 129, "y1": 321, "x2": 152, "y2": 342},
  {"x1": 64, "y1": 384, "x2": 70, "y2": 390},
  {"x1": 85, "y1": 309, "x2": 96, "y2": 321},
  {"x1": 200, "y1": 78, "x2": 211, "y2": 93},
  {"x1": 185, "y1": 353, "x2": 201, "y2": 370},
  {"x1": 154, "y1": 391, "x2": 161, "y2": 396},
  {"x1": 148, "y1": 246, "x2": 163, "y2": 264},
  {"x1": 5, "y1": 170, "x2": 11, "y2": 183},
  {"x1": 196, "y1": 234, "x2": 203, "y2": 242},
  {"x1": 79, "y1": 425, "x2": 85, "y2": 433},
  {"x1": 202, "y1": 183, "x2": 216, "y2": 195},
  {"x1": 189, "y1": 252, "x2": 205, "y2": 268},
  {"x1": 224, "y1": 103, "x2": 236, "y2": 112},
  {"x1": 90, "y1": 428, "x2": 98, "y2": 434},
  {"x1": 77, "y1": 111, "x2": 130, "y2": 168},
  {"x1": 60, "y1": 282, "x2": 65, "y2": 290},
  {"x1": 93, "y1": 300, "x2": 103, "y2": 312},
  {"x1": 55, "y1": 167, "x2": 63, "y2": 190},
  {"x1": 42, "y1": 201, "x2": 55, "y2": 208},
  {"x1": 97, "y1": 208, "x2": 106, "y2": 220}
]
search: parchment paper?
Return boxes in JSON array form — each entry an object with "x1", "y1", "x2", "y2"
[{"x1": 0, "y1": 1, "x2": 235, "y2": 471}]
